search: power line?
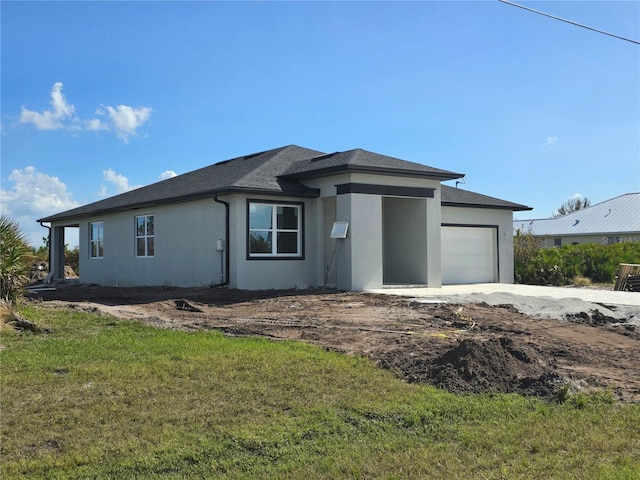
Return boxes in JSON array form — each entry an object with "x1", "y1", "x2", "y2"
[{"x1": 499, "y1": 0, "x2": 640, "y2": 45}]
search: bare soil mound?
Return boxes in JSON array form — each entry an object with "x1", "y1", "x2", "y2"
[
  {"x1": 28, "y1": 285, "x2": 640, "y2": 402},
  {"x1": 376, "y1": 336, "x2": 561, "y2": 398},
  {"x1": 430, "y1": 338, "x2": 559, "y2": 396}
]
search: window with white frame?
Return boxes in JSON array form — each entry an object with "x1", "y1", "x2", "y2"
[
  {"x1": 248, "y1": 201, "x2": 302, "y2": 258},
  {"x1": 89, "y1": 221, "x2": 104, "y2": 258},
  {"x1": 135, "y1": 215, "x2": 154, "y2": 257}
]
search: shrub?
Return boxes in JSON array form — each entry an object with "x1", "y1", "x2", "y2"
[
  {"x1": 514, "y1": 236, "x2": 640, "y2": 286},
  {"x1": 0, "y1": 217, "x2": 31, "y2": 303}
]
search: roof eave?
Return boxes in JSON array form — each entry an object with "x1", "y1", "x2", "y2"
[
  {"x1": 38, "y1": 186, "x2": 321, "y2": 223},
  {"x1": 281, "y1": 165, "x2": 464, "y2": 181},
  {"x1": 442, "y1": 201, "x2": 533, "y2": 212}
]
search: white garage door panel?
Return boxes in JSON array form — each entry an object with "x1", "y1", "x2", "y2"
[{"x1": 442, "y1": 227, "x2": 496, "y2": 284}]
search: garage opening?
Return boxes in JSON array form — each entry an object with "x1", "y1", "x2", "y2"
[
  {"x1": 442, "y1": 225, "x2": 498, "y2": 284},
  {"x1": 383, "y1": 197, "x2": 428, "y2": 285}
]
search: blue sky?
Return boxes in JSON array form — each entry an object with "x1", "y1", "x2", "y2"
[{"x1": 2, "y1": 1, "x2": 639, "y2": 247}]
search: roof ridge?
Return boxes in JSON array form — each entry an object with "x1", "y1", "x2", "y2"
[
  {"x1": 351, "y1": 148, "x2": 363, "y2": 164},
  {"x1": 233, "y1": 145, "x2": 326, "y2": 187},
  {"x1": 230, "y1": 145, "x2": 295, "y2": 185}
]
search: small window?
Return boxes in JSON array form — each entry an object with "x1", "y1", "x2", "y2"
[
  {"x1": 248, "y1": 201, "x2": 302, "y2": 258},
  {"x1": 135, "y1": 215, "x2": 154, "y2": 257},
  {"x1": 89, "y1": 221, "x2": 104, "y2": 258},
  {"x1": 554, "y1": 238, "x2": 562, "y2": 247}
]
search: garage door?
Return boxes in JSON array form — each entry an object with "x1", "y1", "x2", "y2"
[{"x1": 442, "y1": 226, "x2": 497, "y2": 284}]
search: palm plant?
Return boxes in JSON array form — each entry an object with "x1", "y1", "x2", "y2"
[{"x1": 0, "y1": 216, "x2": 31, "y2": 303}]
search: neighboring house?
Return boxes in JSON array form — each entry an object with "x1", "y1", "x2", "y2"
[
  {"x1": 39, "y1": 145, "x2": 531, "y2": 291},
  {"x1": 514, "y1": 193, "x2": 640, "y2": 248}
]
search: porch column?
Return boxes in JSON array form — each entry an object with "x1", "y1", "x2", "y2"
[
  {"x1": 336, "y1": 193, "x2": 383, "y2": 291},
  {"x1": 49, "y1": 226, "x2": 66, "y2": 282},
  {"x1": 426, "y1": 189, "x2": 442, "y2": 287}
]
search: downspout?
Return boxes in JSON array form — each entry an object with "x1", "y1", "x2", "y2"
[
  {"x1": 39, "y1": 221, "x2": 54, "y2": 284},
  {"x1": 213, "y1": 194, "x2": 230, "y2": 287}
]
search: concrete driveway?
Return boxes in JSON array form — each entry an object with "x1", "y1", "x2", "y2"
[{"x1": 368, "y1": 284, "x2": 640, "y2": 324}]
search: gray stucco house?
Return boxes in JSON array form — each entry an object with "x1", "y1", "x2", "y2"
[{"x1": 39, "y1": 145, "x2": 531, "y2": 290}]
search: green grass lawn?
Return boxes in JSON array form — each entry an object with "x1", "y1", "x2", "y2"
[{"x1": 2, "y1": 306, "x2": 639, "y2": 479}]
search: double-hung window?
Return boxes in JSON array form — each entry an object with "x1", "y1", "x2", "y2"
[
  {"x1": 135, "y1": 215, "x2": 154, "y2": 257},
  {"x1": 89, "y1": 221, "x2": 104, "y2": 259},
  {"x1": 248, "y1": 201, "x2": 302, "y2": 258}
]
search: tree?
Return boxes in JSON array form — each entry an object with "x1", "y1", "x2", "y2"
[
  {"x1": 0, "y1": 216, "x2": 31, "y2": 303},
  {"x1": 553, "y1": 197, "x2": 591, "y2": 218}
]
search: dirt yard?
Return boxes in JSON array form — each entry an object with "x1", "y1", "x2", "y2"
[{"x1": 28, "y1": 284, "x2": 640, "y2": 402}]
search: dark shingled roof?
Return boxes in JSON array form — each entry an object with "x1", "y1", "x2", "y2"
[
  {"x1": 441, "y1": 185, "x2": 532, "y2": 211},
  {"x1": 282, "y1": 148, "x2": 462, "y2": 181},
  {"x1": 39, "y1": 145, "x2": 324, "y2": 222},
  {"x1": 38, "y1": 145, "x2": 528, "y2": 223}
]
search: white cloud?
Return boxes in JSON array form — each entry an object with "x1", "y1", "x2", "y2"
[
  {"x1": 101, "y1": 168, "x2": 142, "y2": 195},
  {"x1": 85, "y1": 117, "x2": 109, "y2": 132},
  {"x1": 97, "y1": 185, "x2": 109, "y2": 198},
  {"x1": 0, "y1": 166, "x2": 80, "y2": 246},
  {"x1": 543, "y1": 136, "x2": 558, "y2": 147},
  {"x1": 1, "y1": 166, "x2": 79, "y2": 216},
  {"x1": 20, "y1": 82, "x2": 76, "y2": 130},
  {"x1": 18, "y1": 82, "x2": 152, "y2": 142},
  {"x1": 159, "y1": 170, "x2": 177, "y2": 180},
  {"x1": 99, "y1": 105, "x2": 153, "y2": 143}
]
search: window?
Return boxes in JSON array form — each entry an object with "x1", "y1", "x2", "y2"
[
  {"x1": 248, "y1": 201, "x2": 302, "y2": 258},
  {"x1": 89, "y1": 221, "x2": 104, "y2": 258},
  {"x1": 553, "y1": 238, "x2": 562, "y2": 247},
  {"x1": 135, "y1": 215, "x2": 154, "y2": 257}
]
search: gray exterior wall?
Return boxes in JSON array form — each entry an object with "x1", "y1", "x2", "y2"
[
  {"x1": 47, "y1": 174, "x2": 518, "y2": 290},
  {"x1": 442, "y1": 205, "x2": 515, "y2": 283},
  {"x1": 336, "y1": 192, "x2": 383, "y2": 290},
  {"x1": 225, "y1": 193, "x2": 319, "y2": 290},
  {"x1": 301, "y1": 173, "x2": 443, "y2": 291},
  {"x1": 63, "y1": 198, "x2": 226, "y2": 287}
]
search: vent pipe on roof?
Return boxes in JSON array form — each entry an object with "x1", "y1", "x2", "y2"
[{"x1": 213, "y1": 194, "x2": 230, "y2": 287}]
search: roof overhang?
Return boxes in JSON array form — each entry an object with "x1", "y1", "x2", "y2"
[
  {"x1": 442, "y1": 201, "x2": 533, "y2": 212},
  {"x1": 280, "y1": 165, "x2": 464, "y2": 182},
  {"x1": 38, "y1": 186, "x2": 321, "y2": 223}
]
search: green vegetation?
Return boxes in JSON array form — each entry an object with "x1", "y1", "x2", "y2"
[
  {"x1": 0, "y1": 217, "x2": 31, "y2": 303},
  {"x1": 553, "y1": 197, "x2": 591, "y2": 218},
  {"x1": 514, "y1": 231, "x2": 640, "y2": 286},
  {"x1": 2, "y1": 307, "x2": 639, "y2": 479},
  {"x1": 0, "y1": 221, "x2": 80, "y2": 300}
]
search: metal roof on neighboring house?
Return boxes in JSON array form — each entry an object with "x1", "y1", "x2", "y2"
[{"x1": 514, "y1": 193, "x2": 640, "y2": 236}]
